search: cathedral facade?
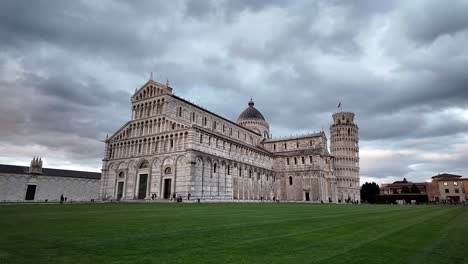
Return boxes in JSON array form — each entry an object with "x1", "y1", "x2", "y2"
[{"x1": 100, "y1": 80, "x2": 360, "y2": 202}]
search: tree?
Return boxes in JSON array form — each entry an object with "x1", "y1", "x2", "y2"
[
  {"x1": 410, "y1": 184, "x2": 420, "y2": 193},
  {"x1": 360, "y1": 182, "x2": 380, "y2": 203}
]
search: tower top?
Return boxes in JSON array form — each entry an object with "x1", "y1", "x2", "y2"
[{"x1": 332, "y1": 112, "x2": 356, "y2": 126}]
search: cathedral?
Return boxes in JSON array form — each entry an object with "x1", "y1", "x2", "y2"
[{"x1": 100, "y1": 79, "x2": 360, "y2": 202}]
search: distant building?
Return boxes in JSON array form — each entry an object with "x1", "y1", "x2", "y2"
[
  {"x1": 377, "y1": 178, "x2": 428, "y2": 204},
  {"x1": 463, "y1": 178, "x2": 468, "y2": 201},
  {"x1": 0, "y1": 157, "x2": 101, "y2": 202},
  {"x1": 380, "y1": 178, "x2": 427, "y2": 194},
  {"x1": 427, "y1": 173, "x2": 465, "y2": 203}
]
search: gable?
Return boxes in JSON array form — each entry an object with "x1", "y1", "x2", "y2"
[{"x1": 131, "y1": 80, "x2": 172, "y2": 102}]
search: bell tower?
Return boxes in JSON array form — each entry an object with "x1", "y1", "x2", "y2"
[{"x1": 330, "y1": 112, "x2": 360, "y2": 202}]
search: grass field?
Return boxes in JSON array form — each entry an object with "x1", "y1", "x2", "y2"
[{"x1": 0, "y1": 203, "x2": 467, "y2": 264}]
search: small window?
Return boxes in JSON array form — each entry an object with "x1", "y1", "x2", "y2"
[
  {"x1": 239, "y1": 168, "x2": 242, "y2": 177},
  {"x1": 227, "y1": 165, "x2": 230, "y2": 175},
  {"x1": 286, "y1": 158, "x2": 290, "y2": 165},
  {"x1": 310, "y1": 156, "x2": 313, "y2": 163},
  {"x1": 213, "y1": 164, "x2": 217, "y2": 173},
  {"x1": 249, "y1": 170, "x2": 252, "y2": 178},
  {"x1": 445, "y1": 189, "x2": 449, "y2": 193},
  {"x1": 444, "y1": 182, "x2": 448, "y2": 186},
  {"x1": 296, "y1": 142, "x2": 299, "y2": 148},
  {"x1": 273, "y1": 144, "x2": 276, "y2": 150},
  {"x1": 284, "y1": 143, "x2": 287, "y2": 149},
  {"x1": 455, "y1": 189, "x2": 460, "y2": 193},
  {"x1": 172, "y1": 123, "x2": 176, "y2": 130},
  {"x1": 454, "y1": 182, "x2": 458, "y2": 186},
  {"x1": 289, "y1": 176, "x2": 293, "y2": 185},
  {"x1": 200, "y1": 135, "x2": 203, "y2": 143},
  {"x1": 178, "y1": 107, "x2": 182, "y2": 117},
  {"x1": 170, "y1": 139, "x2": 174, "y2": 148},
  {"x1": 294, "y1": 157, "x2": 297, "y2": 165},
  {"x1": 191, "y1": 112, "x2": 195, "y2": 121},
  {"x1": 203, "y1": 117, "x2": 207, "y2": 126},
  {"x1": 301, "y1": 157, "x2": 305, "y2": 164},
  {"x1": 165, "y1": 167, "x2": 172, "y2": 174}
]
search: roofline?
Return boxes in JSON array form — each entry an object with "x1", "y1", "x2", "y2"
[
  {"x1": 265, "y1": 132, "x2": 326, "y2": 143},
  {"x1": 131, "y1": 80, "x2": 169, "y2": 99},
  {"x1": 171, "y1": 94, "x2": 262, "y2": 137},
  {"x1": 431, "y1": 174, "x2": 463, "y2": 179},
  {"x1": 192, "y1": 125, "x2": 273, "y2": 156},
  {"x1": 0, "y1": 164, "x2": 101, "y2": 179},
  {"x1": 107, "y1": 121, "x2": 131, "y2": 142}
]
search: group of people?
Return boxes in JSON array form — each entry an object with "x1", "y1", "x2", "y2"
[
  {"x1": 171, "y1": 192, "x2": 191, "y2": 203},
  {"x1": 59, "y1": 194, "x2": 67, "y2": 204}
]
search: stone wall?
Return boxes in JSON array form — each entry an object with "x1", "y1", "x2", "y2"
[{"x1": 0, "y1": 173, "x2": 100, "y2": 202}]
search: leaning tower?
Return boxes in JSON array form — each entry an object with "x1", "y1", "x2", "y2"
[{"x1": 330, "y1": 111, "x2": 360, "y2": 203}]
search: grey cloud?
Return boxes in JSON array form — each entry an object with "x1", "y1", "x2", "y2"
[
  {"x1": 399, "y1": 0, "x2": 468, "y2": 43},
  {"x1": 0, "y1": 0, "x2": 467, "y2": 181}
]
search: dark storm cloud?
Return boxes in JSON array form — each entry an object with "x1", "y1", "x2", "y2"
[
  {"x1": 398, "y1": 0, "x2": 468, "y2": 43},
  {"x1": 0, "y1": 0, "x2": 467, "y2": 181}
]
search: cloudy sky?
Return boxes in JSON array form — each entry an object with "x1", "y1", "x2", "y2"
[{"x1": 1, "y1": 0, "x2": 467, "y2": 184}]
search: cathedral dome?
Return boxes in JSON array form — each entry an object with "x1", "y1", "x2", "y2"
[
  {"x1": 237, "y1": 99, "x2": 270, "y2": 139},
  {"x1": 237, "y1": 99, "x2": 266, "y2": 121}
]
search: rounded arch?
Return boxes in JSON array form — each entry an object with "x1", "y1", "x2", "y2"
[
  {"x1": 107, "y1": 162, "x2": 116, "y2": 171},
  {"x1": 137, "y1": 159, "x2": 150, "y2": 169},
  {"x1": 176, "y1": 155, "x2": 187, "y2": 166},
  {"x1": 162, "y1": 156, "x2": 174, "y2": 166},
  {"x1": 128, "y1": 160, "x2": 137, "y2": 170},
  {"x1": 117, "y1": 161, "x2": 127, "y2": 170},
  {"x1": 195, "y1": 156, "x2": 204, "y2": 165},
  {"x1": 164, "y1": 167, "x2": 172, "y2": 175}
]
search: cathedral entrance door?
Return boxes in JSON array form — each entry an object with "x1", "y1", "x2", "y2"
[
  {"x1": 25, "y1": 185, "x2": 36, "y2": 200},
  {"x1": 137, "y1": 174, "x2": 148, "y2": 199},
  {"x1": 305, "y1": 192, "x2": 310, "y2": 201},
  {"x1": 163, "y1": 179, "x2": 172, "y2": 199},
  {"x1": 117, "y1": 182, "x2": 124, "y2": 201}
]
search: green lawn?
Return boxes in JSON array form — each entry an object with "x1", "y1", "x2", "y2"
[{"x1": 0, "y1": 203, "x2": 467, "y2": 264}]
